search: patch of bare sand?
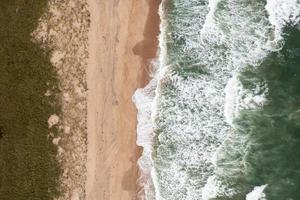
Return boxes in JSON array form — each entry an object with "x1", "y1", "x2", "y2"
[{"x1": 86, "y1": 0, "x2": 161, "y2": 199}]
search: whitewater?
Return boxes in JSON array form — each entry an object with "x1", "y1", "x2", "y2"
[{"x1": 133, "y1": 0, "x2": 300, "y2": 199}]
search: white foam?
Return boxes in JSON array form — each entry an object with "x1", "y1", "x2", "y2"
[
  {"x1": 265, "y1": 0, "x2": 300, "y2": 54},
  {"x1": 147, "y1": 0, "x2": 274, "y2": 199},
  {"x1": 246, "y1": 185, "x2": 268, "y2": 200},
  {"x1": 224, "y1": 74, "x2": 268, "y2": 126},
  {"x1": 133, "y1": 78, "x2": 157, "y2": 200},
  {"x1": 132, "y1": 1, "x2": 169, "y2": 199},
  {"x1": 266, "y1": 0, "x2": 300, "y2": 34},
  {"x1": 202, "y1": 175, "x2": 238, "y2": 199},
  {"x1": 200, "y1": 0, "x2": 224, "y2": 45},
  {"x1": 224, "y1": 75, "x2": 240, "y2": 126},
  {"x1": 134, "y1": 0, "x2": 299, "y2": 199},
  {"x1": 201, "y1": 176, "x2": 219, "y2": 200}
]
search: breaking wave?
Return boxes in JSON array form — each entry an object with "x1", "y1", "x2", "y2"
[{"x1": 134, "y1": 0, "x2": 300, "y2": 199}]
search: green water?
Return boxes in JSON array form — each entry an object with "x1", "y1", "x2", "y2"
[
  {"x1": 0, "y1": 1, "x2": 61, "y2": 199},
  {"x1": 215, "y1": 27, "x2": 300, "y2": 199},
  {"x1": 149, "y1": 0, "x2": 300, "y2": 199}
]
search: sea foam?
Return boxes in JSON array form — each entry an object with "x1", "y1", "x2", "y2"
[
  {"x1": 134, "y1": 0, "x2": 299, "y2": 199},
  {"x1": 132, "y1": 1, "x2": 169, "y2": 199},
  {"x1": 224, "y1": 74, "x2": 268, "y2": 126},
  {"x1": 266, "y1": 0, "x2": 300, "y2": 37},
  {"x1": 246, "y1": 185, "x2": 268, "y2": 200},
  {"x1": 133, "y1": 79, "x2": 157, "y2": 200}
]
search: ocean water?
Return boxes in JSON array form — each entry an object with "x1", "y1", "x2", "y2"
[{"x1": 133, "y1": 0, "x2": 300, "y2": 200}]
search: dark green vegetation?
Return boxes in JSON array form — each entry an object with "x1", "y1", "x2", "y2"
[
  {"x1": 0, "y1": 1, "x2": 61, "y2": 199},
  {"x1": 216, "y1": 27, "x2": 300, "y2": 199}
]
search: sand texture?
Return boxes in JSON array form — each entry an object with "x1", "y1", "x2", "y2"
[
  {"x1": 86, "y1": 0, "x2": 161, "y2": 199},
  {"x1": 33, "y1": 0, "x2": 90, "y2": 199}
]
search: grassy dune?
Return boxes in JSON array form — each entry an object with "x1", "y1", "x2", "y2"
[{"x1": 0, "y1": 0, "x2": 61, "y2": 199}]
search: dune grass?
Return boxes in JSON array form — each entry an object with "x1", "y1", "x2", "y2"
[{"x1": 0, "y1": 0, "x2": 61, "y2": 199}]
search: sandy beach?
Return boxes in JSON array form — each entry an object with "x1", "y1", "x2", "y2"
[{"x1": 86, "y1": 0, "x2": 160, "y2": 199}]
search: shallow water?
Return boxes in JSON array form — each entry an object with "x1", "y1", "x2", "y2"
[{"x1": 134, "y1": 0, "x2": 300, "y2": 199}]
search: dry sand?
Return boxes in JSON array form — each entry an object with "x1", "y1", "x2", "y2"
[{"x1": 86, "y1": 0, "x2": 161, "y2": 199}]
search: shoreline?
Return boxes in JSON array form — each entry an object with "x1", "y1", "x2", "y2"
[{"x1": 86, "y1": 0, "x2": 161, "y2": 199}]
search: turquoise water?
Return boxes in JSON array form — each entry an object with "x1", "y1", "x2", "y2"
[{"x1": 135, "y1": 0, "x2": 300, "y2": 199}]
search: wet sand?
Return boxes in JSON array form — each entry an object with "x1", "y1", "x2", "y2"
[{"x1": 86, "y1": 0, "x2": 161, "y2": 199}]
